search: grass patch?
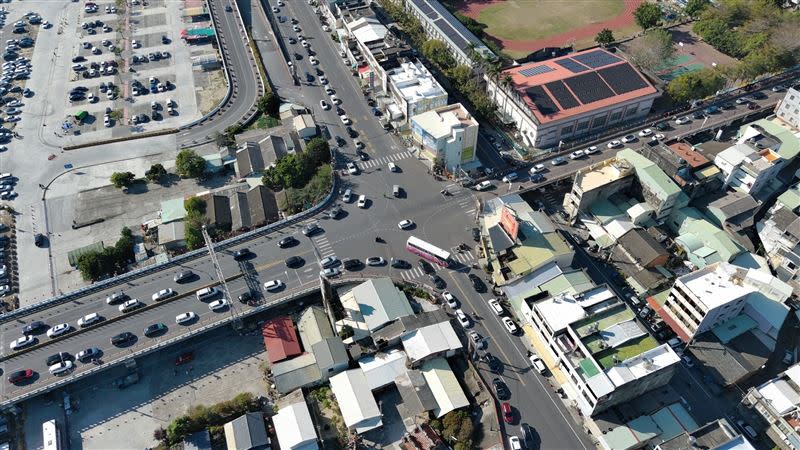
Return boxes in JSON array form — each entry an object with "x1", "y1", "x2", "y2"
[
  {"x1": 595, "y1": 335, "x2": 659, "y2": 369},
  {"x1": 109, "y1": 110, "x2": 122, "y2": 120},
  {"x1": 246, "y1": 114, "x2": 280, "y2": 131},
  {"x1": 476, "y1": 0, "x2": 626, "y2": 42}
]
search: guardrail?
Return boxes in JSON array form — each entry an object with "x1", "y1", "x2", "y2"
[
  {"x1": 0, "y1": 272, "x2": 383, "y2": 408},
  {"x1": 1, "y1": 175, "x2": 339, "y2": 326}
]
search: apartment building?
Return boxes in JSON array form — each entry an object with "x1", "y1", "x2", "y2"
[
  {"x1": 744, "y1": 363, "x2": 800, "y2": 449},
  {"x1": 410, "y1": 103, "x2": 478, "y2": 173},
  {"x1": 777, "y1": 85, "x2": 800, "y2": 131},
  {"x1": 387, "y1": 60, "x2": 448, "y2": 126}
]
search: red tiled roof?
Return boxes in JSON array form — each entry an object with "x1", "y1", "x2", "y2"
[
  {"x1": 667, "y1": 143, "x2": 709, "y2": 168},
  {"x1": 262, "y1": 317, "x2": 302, "y2": 363},
  {"x1": 503, "y1": 48, "x2": 657, "y2": 125}
]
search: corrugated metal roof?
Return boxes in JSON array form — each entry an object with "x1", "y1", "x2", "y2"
[
  {"x1": 273, "y1": 400, "x2": 319, "y2": 450},
  {"x1": 329, "y1": 369, "x2": 382, "y2": 433},
  {"x1": 262, "y1": 317, "x2": 302, "y2": 364},
  {"x1": 421, "y1": 358, "x2": 468, "y2": 418}
]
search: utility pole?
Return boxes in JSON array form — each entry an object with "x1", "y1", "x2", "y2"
[{"x1": 202, "y1": 225, "x2": 242, "y2": 330}]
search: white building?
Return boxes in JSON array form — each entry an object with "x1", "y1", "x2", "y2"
[
  {"x1": 273, "y1": 395, "x2": 319, "y2": 450},
  {"x1": 661, "y1": 262, "x2": 792, "y2": 342},
  {"x1": 335, "y1": 278, "x2": 414, "y2": 341},
  {"x1": 745, "y1": 363, "x2": 800, "y2": 450},
  {"x1": 386, "y1": 60, "x2": 447, "y2": 126},
  {"x1": 777, "y1": 86, "x2": 800, "y2": 131},
  {"x1": 329, "y1": 369, "x2": 383, "y2": 434},
  {"x1": 485, "y1": 48, "x2": 658, "y2": 149},
  {"x1": 410, "y1": 103, "x2": 478, "y2": 174},
  {"x1": 420, "y1": 357, "x2": 469, "y2": 418},
  {"x1": 521, "y1": 286, "x2": 680, "y2": 416},
  {"x1": 401, "y1": 320, "x2": 462, "y2": 365},
  {"x1": 714, "y1": 142, "x2": 783, "y2": 197}
]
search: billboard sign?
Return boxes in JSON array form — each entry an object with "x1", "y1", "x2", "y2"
[{"x1": 500, "y1": 207, "x2": 518, "y2": 241}]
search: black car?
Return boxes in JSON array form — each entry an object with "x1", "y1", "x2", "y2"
[
  {"x1": 278, "y1": 236, "x2": 298, "y2": 248},
  {"x1": 238, "y1": 291, "x2": 254, "y2": 303},
  {"x1": 472, "y1": 227, "x2": 480, "y2": 242},
  {"x1": 233, "y1": 248, "x2": 251, "y2": 260},
  {"x1": 751, "y1": 91, "x2": 767, "y2": 100},
  {"x1": 483, "y1": 352, "x2": 501, "y2": 373},
  {"x1": 22, "y1": 320, "x2": 46, "y2": 335},
  {"x1": 77, "y1": 347, "x2": 101, "y2": 362},
  {"x1": 334, "y1": 136, "x2": 346, "y2": 147},
  {"x1": 520, "y1": 423, "x2": 535, "y2": 446},
  {"x1": 346, "y1": 126, "x2": 358, "y2": 138},
  {"x1": 469, "y1": 273, "x2": 486, "y2": 293},
  {"x1": 225, "y1": 4, "x2": 233, "y2": 11},
  {"x1": 492, "y1": 378, "x2": 510, "y2": 400},
  {"x1": 143, "y1": 323, "x2": 167, "y2": 337},
  {"x1": 654, "y1": 122, "x2": 670, "y2": 131},
  {"x1": 692, "y1": 111, "x2": 705, "y2": 120},
  {"x1": 391, "y1": 259, "x2": 410, "y2": 269},
  {"x1": 110, "y1": 332, "x2": 135, "y2": 346},
  {"x1": 285, "y1": 256, "x2": 304, "y2": 268},
  {"x1": 418, "y1": 259, "x2": 435, "y2": 275},
  {"x1": 430, "y1": 275, "x2": 446, "y2": 289},
  {"x1": 71, "y1": 56, "x2": 86, "y2": 63},
  {"x1": 45, "y1": 352, "x2": 73, "y2": 367},
  {"x1": 173, "y1": 270, "x2": 194, "y2": 283},
  {"x1": 357, "y1": 150, "x2": 369, "y2": 161},
  {"x1": 343, "y1": 258, "x2": 363, "y2": 271}
]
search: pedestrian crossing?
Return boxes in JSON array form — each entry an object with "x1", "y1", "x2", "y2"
[
  {"x1": 313, "y1": 235, "x2": 336, "y2": 258},
  {"x1": 399, "y1": 251, "x2": 476, "y2": 281},
  {"x1": 358, "y1": 150, "x2": 411, "y2": 170}
]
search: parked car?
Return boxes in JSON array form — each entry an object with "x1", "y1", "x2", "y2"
[
  {"x1": 529, "y1": 353, "x2": 547, "y2": 374},
  {"x1": 455, "y1": 309, "x2": 470, "y2": 328},
  {"x1": 76, "y1": 347, "x2": 101, "y2": 362},
  {"x1": 151, "y1": 288, "x2": 175, "y2": 301},
  {"x1": 175, "y1": 312, "x2": 197, "y2": 325},
  {"x1": 264, "y1": 280, "x2": 284, "y2": 292},
  {"x1": 143, "y1": 323, "x2": 167, "y2": 337}
]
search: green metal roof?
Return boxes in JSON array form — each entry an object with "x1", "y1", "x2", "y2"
[
  {"x1": 590, "y1": 199, "x2": 625, "y2": 225},
  {"x1": 579, "y1": 358, "x2": 600, "y2": 378},
  {"x1": 778, "y1": 182, "x2": 800, "y2": 211},
  {"x1": 638, "y1": 164, "x2": 682, "y2": 199},
  {"x1": 161, "y1": 198, "x2": 188, "y2": 223},
  {"x1": 505, "y1": 222, "x2": 572, "y2": 277},
  {"x1": 746, "y1": 119, "x2": 800, "y2": 160},
  {"x1": 67, "y1": 241, "x2": 104, "y2": 267}
]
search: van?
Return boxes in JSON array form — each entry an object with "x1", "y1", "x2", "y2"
[
  {"x1": 392, "y1": 185, "x2": 400, "y2": 197},
  {"x1": 342, "y1": 189, "x2": 352, "y2": 203},
  {"x1": 195, "y1": 286, "x2": 219, "y2": 301},
  {"x1": 388, "y1": 162, "x2": 397, "y2": 172},
  {"x1": 667, "y1": 338, "x2": 683, "y2": 349},
  {"x1": 0, "y1": 173, "x2": 11, "y2": 181}
]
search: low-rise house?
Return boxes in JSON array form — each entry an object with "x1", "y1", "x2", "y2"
[
  {"x1": 744, "y1": 363, "x2": 800, "y2": 449},
  {"x1": 273, "y1": 390, "x2": 319, "y2": 450},
  {"x1": 335, "y1": 278, "x2": 414, "y2": 341},
  {"x1": 329, "y1": 369, "x2": 383, "y2": 434},
  {"x1": 231, "y1": 185, "x2": 280, "y2": 231},
  {"x1": 223, "y1": 412, "x2": 270, "y2": 450}
]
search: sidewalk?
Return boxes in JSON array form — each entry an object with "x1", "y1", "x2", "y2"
[{"x1": 452, "y1": 357, "x2": 503, "y2": 450}]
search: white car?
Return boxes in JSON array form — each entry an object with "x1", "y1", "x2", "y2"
[
  {"x1": 293, "y1": 25, "x2": 300, "y2": 32},
  {"x1": 584, "y1": 145, "x2": 600, "y2": 155},
  {"x1": 366, "y1": 257, "x2": 385, "y2": 266},
  {"x1": 488, "y1": 298, "x2": 504, "y2": 316},
  {"x1": 132, "y1": 40, "x2": 141, "y2": 48},
  {"x1": 509, "y1": 436, "x2": 522, "y2": 450},
  {"x1": 502, "y1": 317, "x2": 518, "y2": 334},
  {"x1": 264, "y1": 280, "x2": 284, "y2": 291},
  {"x1": 319, "y1": 100, "x2": 330, "y2": 110},
  {"x1": 357, "y1": 194, "x2": 367, "y2": 208},
  {"x1": 340, "y1": 115, "x2": 351, "y2": 125},
  {"x1": 354, "y1": 140, "x2": 364, "y2": 150},
  {"x1": 502, "y1": 172, "x2": 519, "y2": 183},
  {"x1": 319, "y1": 267, "x2": 341, "y2": 278},
  {"x1": 319, "y1": 76, "x2": 328, "y2": 85},
  {"x1": 152, "y1": 288, "x2": 175, "y2": 301},
  {"x1": 325, "y1": 86, "x2": 334, "y2": 95},
  {"x1": 621, "y1": 134, "x2": 637, "y2": 143},
  {"x1": 398, "y1": 219, "x2": 413, "y2": 229},
  {"x1": 607, "y1": 140, "x2": 622, "y2": 149},
  {"x1": 301, "y1": 40, "x2": 309, "y2": 48},
  {"x1": 330, "y1": 95, "x2": 340, "y2": 104},
  {"x1": 175, "y1": 312, "x2": 197, "y2": 325},
  {"x1": 119, "y1": 298, "x2": 142, "y2": 313},
  {"x1": 49, "y1": 360, "x2": 74, "y2": 376},
  {"x1": 442, "y1": 290, "x2": 457, "y2": 308},
  {"x1": 529, "y1": 353, "x2": 547, "y2": 374},
  {"x1": 529, "y1": 164, "x2": 546, "y2": 174},
  {"x1": 638, "y1": 128, "x2": 653, "y2": 137},
  {"x1": 455, "y1": 309, "x2": 471, "y2": 328},
  {"x1": 77, "y1": 312, "x2": 101, "y2": 327},
  {"x1": 208, "y1": 298, "x2": 228, "y2": 311},
  {"x1": 309, "y1": 56, "x2": 318, "y2": 65},
  {"x1": 47, "y1": 323, "x2": 71, "y2": 338},
  {"x1": 569, "y1": 150, "x2": 584, "y2": 159},
  {"x1": 9, "y1": 335, "x2": 34, "y2": 350},
  {"x1": 347, "y1": 162, "x2": 358, "y2": 175},
  {"x1": 319, "y1": 256, "x2": 339, "y2": 268},
  {"x1": 104, "y1": 115, "x2": 111, "y2": 127},
  {"x1": 655, "y1": 133, "x2": 666, "y2": 141},
  {"x1": 675, "y1": 116, "x2": 692, "y2": 125}
]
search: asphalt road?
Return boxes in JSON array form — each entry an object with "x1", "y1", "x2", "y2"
[{"x1": 178, "y1": 0, "x2": 261, "y2": 146}]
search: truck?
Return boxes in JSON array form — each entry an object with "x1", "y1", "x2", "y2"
[{"x1": 112, "y1": 372, "x2": 139, "y2": 389}]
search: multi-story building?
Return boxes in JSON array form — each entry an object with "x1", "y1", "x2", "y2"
[
  {"x1": 636, "y1": 142, "x2": 723, "y2": 200},
  {"x1": 744, "y1": 363, "x2": 800, "y2": 449},
  {"x1": 715, "y1": 142, "x2": 783, "y2": 198},
  {"x1": 777, "y1": 85, "x2": 800, "y2": 131},
  {"x1": 563, "y1": 157, "x2": 635, "y2": 220},
  {"x1": 520, "y1": 285, "x2": 680, "y2": 417},
  {"x1": 409, "y1": 103, "x2": 478, "y2": 174},
  {"x1": 403, "y1": 0, "x2": 494, "y2": 66},
  {"x1": 486, "y1": 48, "x2": 658, "y2": 149},
  {"x1": 757, "y1": 182, "x2": 800, "y2": 296},
  {"x1": 481, "y1": 194, "x2": 574, "y2": 286},
  {"x1": 386, "y1": 60, "x2": 448, "y2": 127},
  {"x1": 655, "y1": 419, "x2": 755, "y2": 450},
  {"x1": 617, "y1": 148, "x2": 690, "y2": 223},
  {"x1": 342, "y1": 15, "x2": 411, "y2": 91}
]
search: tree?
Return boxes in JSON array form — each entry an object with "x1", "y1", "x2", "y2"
[
  {"x1": 256, "y1": 91, "x2": 279, "y2": 116},
  {"x1": 595, "y1": 28, "x2": 615, "y2": 47},
  {"x1": 145, "y1": 164, "x2": 167, "y2": 183},
  {"x1": 153, "y1": 427, "x2": 167, "y2": 443},
  {"x1": 184, "y1": 209, "x2": 207, "y2": 250},
  {"x1": 184, "y1": 197, "x2": 207, "y2": 214},
  {"x1": 110, "y1": 171, "x2": 135, "y2": 188},
  {"x1": 454, "y1": 12, "x2": 486, "y2": 38},
  {"x1": 684, "y1": 0, "x2": 710, "y2": 18},
  {"x1": 305, "y1": 137, "x2": 331, "y2": 167},
  {"x1": 339, "y1": 324, "x2": 354, "y2": 339},
  {"x1": 634, "y1": 2, "x2": 662, "y2": 30},
  {"x1": 421, "y1": 39, "x2": 455, "y2": 70},
  {"x1": 666, "y1": 68, "x2": 725, "y2": 103},
  {"x1": 166, "y1": 416, "x2": 193, "y2": 443},
  {"x1": 175, "y1": 149, "x2": 206, "y2": 179},
  {"x1": 626, "y1": 28, "x2": 676, "y2": 72}
]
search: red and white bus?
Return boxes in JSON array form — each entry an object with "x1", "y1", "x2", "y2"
[{"x1": 406, "y1": 236, "x2": 452, "y2": 267}]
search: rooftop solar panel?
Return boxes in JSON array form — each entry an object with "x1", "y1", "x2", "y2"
[
  {"x1": 563, "y1": 72, "x2": 615, "y2": 104},
  {"x1": 519, "y1": 65, "x2": 555, "y2": 78},
  {"x1": 525, "y1": 85, "x2": 560, "y2": 116},
  {"x1": 426, "y1": 0, "x2": 487, "y2": 49},
  {"x1": 598, "y1": 63, "x2": 649, "y2": 95},
  {"x1": 408, "y1": 0, "x2": 434, "y2": 14},
  {"x1": 572, "y1": 49, "x2": 622, "y2": 69},
  {"x1": 545, "y1": 81, "x2": 580, "y2": 109},
  {"x1": 436, "y1": 18, "x2": 468, "y2": 50},
  {"x1": 555, "y1": 58, "x2": 589, "y2": 74}
]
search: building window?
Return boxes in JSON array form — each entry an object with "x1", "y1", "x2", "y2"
[
  {"x1": 608, "y1": 111, "x2": 622, "y2": 123},
  {"x1": 561, "y1": 125, "x2": 573, "y2": 135},
  {"x1": 592, "y1": 116, "x2": 606, "y2": 128},
  {"x1": 626, "y1": 107, "x2": 638, "y2": 116},
  {"x1": 576, "y1": 120, "x2": 590, "y2": 131}
]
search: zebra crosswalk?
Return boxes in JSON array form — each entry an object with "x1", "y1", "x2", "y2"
[
  {"x1": 399, "y1": 251, "x2": 476, "y2": 281},
  {"x1": 358, "y1": 151, "x2": 412, "y2": 169},
  {"x1": 313, "y1": 235, "x2": 336, "y2": 258}
]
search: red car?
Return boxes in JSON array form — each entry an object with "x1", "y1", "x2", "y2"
[
  {"x1": 8, "y1": 368, "x2": 33, "y2": 384},
  {"x1": 501, "y1": 402, "x2": 513, "y2": 424},
  {"x1": 175, "y1": 351, "x2": 194, "y2": 366}
]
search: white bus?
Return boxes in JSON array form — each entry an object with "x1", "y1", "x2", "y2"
[
  {"x1": 406, "y1": 236, "x2": 452, "y2": 267},
  {"x1": 43, "y1": 419, "x2": 61, "y2": 450}
]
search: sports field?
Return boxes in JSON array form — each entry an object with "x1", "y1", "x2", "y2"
[{"x1": 448, "y1": 0, "x2": 643, "y2": 58}]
